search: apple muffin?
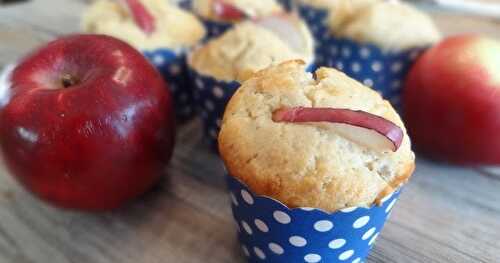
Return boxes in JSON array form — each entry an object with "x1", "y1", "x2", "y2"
[
  {"x1": 82, "y1": 0, "x2": 205, "y2": 50},
  {"x1": 187, "y1": 16, "x2": 314, "y2": 148},
  {"x1": 82, "y1": 0, "x2": 205, "y2": 121},
  {"x1": 319, "y1": 1, "x2": 441, "y2": 109},
  {"x1": 220, "y1": 60, "x2": 415, "y2": 263},
  {"x1": 219, "y1": 60, "x2": 415, "y2": 211},
  {"x1": 191, "y1": 0, "x2": 284, "y2": 39}
]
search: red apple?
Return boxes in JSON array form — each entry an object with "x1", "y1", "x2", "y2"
[
  {"x1": 123, "y1": 0, "x2": 156, "y2": 34},
  {"x1": 273, "y1": 107, "x2": 404, "y2": 152},
  {"x1": 0, "y1": 34, "x2": 175, "y2": 211},
  {"x1": 212, "y1": 0, "x2": 247, "y2": 21},
  {"x1": 403, "y1": 34, "x2": 500, "y2": 164}
]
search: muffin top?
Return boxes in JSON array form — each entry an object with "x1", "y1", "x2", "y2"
[
  {"x1": 188, "y1": 18, "x2": 314, "y2": 83},
  {"x1": 82, "y1": 0, "x2": 205, "y2": 50},
  {"x1": 192, "y1": 0, "x2": 283, "y2": 22},
  {"x1": 329, "y1": 1, "x2": 441, "y2": 50},
  {"x1": 218, "y1": 60, "x2": 415, "y2": 212}
]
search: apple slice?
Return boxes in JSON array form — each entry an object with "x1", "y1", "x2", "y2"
[
  {"x1": 254, "y1": 15, "x2": 307, "y2": 55},
  {"x1": 212, "y1": 0, "x2": 247, "y2": 21},
  {"x1": 123, "y1": 0, "x2": 156, "y2": 34},
  {"x1": 272, "y1": 107, "x2": 404, "y2": 152}
]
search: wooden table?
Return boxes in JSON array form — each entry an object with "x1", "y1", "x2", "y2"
[{"x1": 0, "y1": 1, "x2": 499, "y2": 262}]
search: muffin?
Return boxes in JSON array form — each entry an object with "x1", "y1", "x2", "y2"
[
  {"x1": 187, "y1": 16, "x2": 314, "y2": 149},
  {"x1": 219, "y1": 60, "x2": 415, "y2": 262},
  {"x1": 321, "y1": 1, "x2": 441, "y2": 108},
  {"x1": 296, "y1": 0, "x2": 380, "y2": 66},
  {"x1": 191, "y1": 0, "x2": 283, "y2": 39},
  {"x1": 82, "y1": 0, "x2": 206, "y2": 121}
]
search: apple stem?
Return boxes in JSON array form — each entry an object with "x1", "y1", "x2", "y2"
[{"x1": 61, "y1": 74, "x2": 78, "y2": 88}]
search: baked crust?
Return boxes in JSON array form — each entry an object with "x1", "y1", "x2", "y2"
[
  {"x1": 330, "y1": 1, "x2": 441, "y2": 51},
  {"x1": 219, "y1": 60, "x2": 415, "y2": 212},
  {"x1": 188, "y1": 20, "x2": 313, "y2": 82},
  {"x1": 82, "y1": 0, "x2": 205, "y2": 50}
]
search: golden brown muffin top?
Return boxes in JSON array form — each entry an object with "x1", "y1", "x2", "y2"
[
  {"x1": 188, "y1": 19, "x2": 314, "y2": 82},
  {"x1": 82, "y1": 0, "x2": 205, "y2": 50},
  {"x1": 330, "y1": 1, "x2": 441, "y2": 50},
  {"x1": 219, "y1": 60, "x2": 415, "y2": 212}
]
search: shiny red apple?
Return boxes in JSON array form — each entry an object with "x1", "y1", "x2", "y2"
[
  {"x1": 0, "y1": 34, "x2": 175, "y2": 211},
  {"x1": 403, "y1": 34, "x2": 500, "y2": 164},
  {"x1": 273, "y1": 107, "x2": 404, "y2": 152}
]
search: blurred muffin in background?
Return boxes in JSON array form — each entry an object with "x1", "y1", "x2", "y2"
[
  {"x1": 321, "y1": 1, "x2": 441, "y2": 108},
  {"x1": 187, "y1": 15, "x2": 314, "y2": 148},
  {"x1": 191, "y1": 0, "x2": 283, "y2": 39},
  {"x1": 82, "y1": 0, "x2": 206, "y2": 121},
  {"x1": 296, "y1": 0, "x2": 380, "y2": 66}
]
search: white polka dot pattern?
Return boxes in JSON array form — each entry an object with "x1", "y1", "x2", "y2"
[
  {"x1": 289, "y1": 236, "x2": 307, "y2": 247},
  {"x1": 339, "y1": 250, "x2": 355, "y2": 261},
  {"x1": 143, "y1": 49, "x2": 195, "y2": 121},
  {"x1": 304, "y1": 253, "x2": 322, "y2": 263},
  {"x1": 273, "y1": 211, "x2": 291, "y2": 224},
  {"x1": 353, "y1": 216, "x2": 370, "y2": 229},
  {"x1": 314, "y1": 220, "x2": 334, "y2": 232},
  {"x1": 241, "y1": 221, "x2": 252, "y2": 235},
  {"x1": 226, "y1": 174, "x2": 401, "y2": 262},
  {"x1": 268, "y1": 243, "x2": 284, "y2": 255},
  {"x1": 254, "y1": 219, "x2": 269, "y2": 233},
  {"x1": 189, "y1": 68, "x2": 240, "y2": 150},
  {"x1": 254, "y1": 246, "x2": 266, "y2": 260},
  {"x1": 329, "y1": 239, "x2": 346, "y2": 250},
  {"x1": 242, "y1": 245, "x2": 250, "y2": 257},
  {"x1": 297, "y1": 4, "x2": 330, "y2": 68},
  {"x1": 241, "y1": 189, "x2": 254, "y2": 205},
  {"x1": 319, "y1": 35, "x2": 427, "y2": 110}
]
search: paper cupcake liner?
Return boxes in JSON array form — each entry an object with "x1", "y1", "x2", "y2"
[
  {"x1": 200, "y1": 18, "x2": 233, "y2": 41},
  {"x1": 143, "y1": 49, "x2": 196, "y2": 122},
  {"x1": 296, "y1": 3, "x2": 330, "y2": 68},
  {"x1": 321, "y1": 37, "x2": 426, "y2": 109},
  {"x1": 189, "y1": 69, "x2": 240, "y2": 150},
  {"x1": 189, "y1": 63, "x2": 315, "y2": 151},
  {"x1": 226, "y1": 174, "x2": 401, "y2": 263}
]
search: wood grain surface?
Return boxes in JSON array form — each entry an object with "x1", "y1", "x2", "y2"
[{"x1": 0, "y1": 1, "x2": 499, "y2": 262}]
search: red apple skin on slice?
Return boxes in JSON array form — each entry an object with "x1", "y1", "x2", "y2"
[
  {"x1": 0, "y1": 35, "x2": 174, "y2": 211},
  {"x1": 124, "y1": 0, "x2": 156, "y2": 34},
  {"x1": 273, "y1": 107, "x2": 404, "y2": 152},
  {"x1": 212, "y1": 0, "x2": 246, "y2": 21}
]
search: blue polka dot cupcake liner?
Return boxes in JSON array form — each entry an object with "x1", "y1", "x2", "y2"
[
  {"x1": 321, "y1": 37, "x2": 426, "y2": 110},
  {"x1": 143, "y1": 49, "x2": 196, "y2": 122},
  {"x1": 200, "y1": 18, "x2": 233, "y2": 41},
  {"x1": 227, "y1": 174, "x2": 401, "y2": 263},
  {"x1": 190, "y1": 63, "x2": 315, "y2": 151},
  {"x1": 296, "y1": 3, "x2": 330, "y2": 68},
  {"x1": 189, "y1": 69, "x2": 240, "y2": 150}
]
